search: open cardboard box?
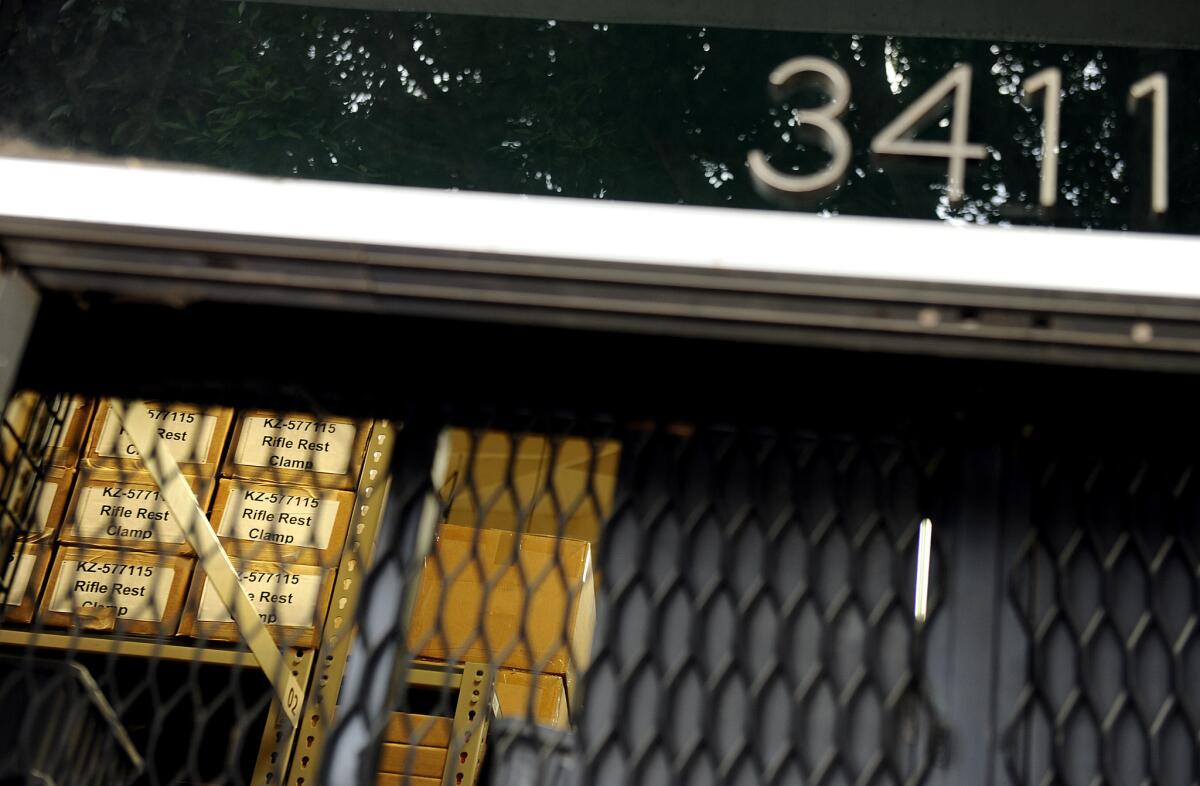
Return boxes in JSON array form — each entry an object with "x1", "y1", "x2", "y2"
[
  {"x1": 493, "y1": 668, "x2": 571, "y2": 729},
  {"x1": 1, "y1": 392, "x2": 93, "y2": 470},
  {"x1": 406, "y1": 524, "x2": 596, "y2": 695},
  {"x1": 442, "y1": 430, "x2": 619, "y2": 544}
]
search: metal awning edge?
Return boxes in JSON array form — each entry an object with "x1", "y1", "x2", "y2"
[{"x1": 4, "y1": 155, "x2": 1200, "y2": 372}]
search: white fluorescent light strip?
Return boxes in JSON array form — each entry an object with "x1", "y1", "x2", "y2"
[
  {"x1": 1, "y1": 156, "x2": 1200, "y2": 300},
  {"x1": 914, "y1": 517, "x2": 933, "y2": 625}
]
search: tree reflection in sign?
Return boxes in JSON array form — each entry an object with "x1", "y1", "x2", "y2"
[{"x1": 0, "y1": 2, "x2": 1195, "y2": 232}]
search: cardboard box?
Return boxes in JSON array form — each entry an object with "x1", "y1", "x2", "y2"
[
  {"x1": 383, "y1": 713, "x2": 452, "y2": 746},
  {"x1": 406, "y1": 525, "x2": 596, "y2": 680},
  {"x1": 376, "y1": 744, "x2": 447, "y2": 778},
  {"x1": 0, "y1": 466, "x2": 74, "y2": 546},
  {"x1": 178, "y1": 559, "x2": 335, "y2": 650},
  {"x1": 379, "y1": 712, "x2": 448, "y2": 786},
  {"x1": 39, "y1": 546, "x2": 193, "y2": 636},
  {"x1": 442, "y1": 430, "x2": 619, "y2": 543},
  {"x1": 0, "y1": 457, "x2": 34, "y2": 547},
  {"x1": 3, "y1": 543, "x2": 53, "y2": 624},
  {"x1": 224, "y1": 411, "x2": 369, "y2": 491},
  {"x1": 84, "y1": 400, "x2": 233, "y2": 477},
  {"x1": 60, "y1": 471, "x2": 215, "y2": 555},
  {"x1": 376, "y1": 776, "x2": 441, "y2": 786},
  {"x1": 209, "y1": 479, "x2": 353, "y2": 567},
  {"x1": 1, "y1": 392, "x2": 94, "y2": 469},
  {"x1": 493, "y1": 669, "x2": 570, "y2": 729}
]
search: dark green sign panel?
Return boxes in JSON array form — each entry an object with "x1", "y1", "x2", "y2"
[{"x1": 2, "y1": 2, "x2": 1197, "y2": 232}]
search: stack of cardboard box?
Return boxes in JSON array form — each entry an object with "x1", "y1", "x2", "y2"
[
  {"x1": 1, "y1": 396, "x2": 369, "y2": 651},
  {"x1": 40, "y1": 400, "x2": 231, "y2": 635},
  {"x1": 374, "y1": 430, "x2": 612, "y2": 783},
  {"x1": 406, "y1": 523, "x2": 596, "y2": 729},
  {"x1": 178, "y1": 409, "x2": 366, "y2": 649},
  {"x1": 2, "y1": 393, "x2": 93, "y2": 624},
  {"x1": 377, "y1": 712, "x2": 451, "y2": 786}
]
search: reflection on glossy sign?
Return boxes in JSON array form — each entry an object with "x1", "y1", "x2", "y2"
[{"x1": 2, "y1": 6, "x2": 1197, "y2": 232}]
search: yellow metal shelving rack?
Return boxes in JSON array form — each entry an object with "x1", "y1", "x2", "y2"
[{"x1": 0, "y1": 419, "x2": 422, "y2": 786}]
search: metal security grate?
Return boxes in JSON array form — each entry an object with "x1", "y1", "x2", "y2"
[
  {"x1": 0, "y1": 390, "x2": 388, "y2": 786},
  {"x1": 577, "y1": 426, "x2": 946, "y2": 786},
  {"x1": 1002, "y1": 441, "x2": 1200, "y2": 786},
  {"x1": 4, "y1": 376, "x2": 1199, "y2": 786},
  {"x1": 324, "y1": 418, "x2": 950, "y2": 786},
  {"x1": 325, "y1": 421, "x2": 620, "y2": 786}
]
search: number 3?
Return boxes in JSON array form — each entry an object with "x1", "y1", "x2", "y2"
[{"x1": 748, "y1": 56, "x2": 852, "y2": 201}]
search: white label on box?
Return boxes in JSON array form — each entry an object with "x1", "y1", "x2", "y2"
[
  {"x1": 197, "y1": 568, "x2": 325, "y2": 628},
  {"x1": 3, "y1": 397, "x2": 79, "y2": 449},
  {"x1": 96, "y1": 405, "x2": 218, "y2": 464},
  {"x1": 4, "y1": 552, "x2": 37, "y2": 606},
  {"x1": 233, "y1": 416, "x2": 357, "y2": 476},
  {"x1": 48, "y1": 558, "x2": 176, "y2": 622},
  {"x1": 25, "y1": 479, "x2": 59, "y2": 535},
  {"x1": 72, "y1": 483, "x2": 187, "y2": 545},
  {"x1": 51, "y1": 399, "x2": 81, "y2": 448},
  {"x1": 219, "y1": 483, "x2": 342, "y2": 550}
]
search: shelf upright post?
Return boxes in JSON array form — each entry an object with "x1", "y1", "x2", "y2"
[
  {"x1": 251, "y1": 648, "x2": 316, "y2": 786},
  {"x1": 274, "y1": 420, "x2": 399, "y2": 786},
  {"x1": 443, "y1": 662, "x2": 496, "y2": 786}
]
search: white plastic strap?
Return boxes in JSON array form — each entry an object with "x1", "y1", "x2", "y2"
[{"x1": 110, "y1": 399, "x2": 304, "y2": 726}]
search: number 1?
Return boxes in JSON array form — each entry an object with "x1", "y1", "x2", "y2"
[
  {"x1": 1128, "y1": 72, "x2": 1168, "y2": 215},
  {"x1": 1022, "y1": 68, "x2": 1061, "y2": 208}
]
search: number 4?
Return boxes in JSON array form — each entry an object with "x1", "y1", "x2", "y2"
[
  {"x1": 1128, "y1": 72, "x2": 1168, "y2": 215},
  {"x1": 870, "y1": 64, "x2": 986, "y2": 204}
]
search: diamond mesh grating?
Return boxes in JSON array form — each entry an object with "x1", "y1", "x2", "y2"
[
  {"x1": 576, "y1": 425, "x2": 947, "y2": 786},
  {"x1": 1002, "y1": 441, "x2": 1200, "y2": 786},
  {"x1": 2, "y1": 380, "x2": 1197, "y2": 786},
  {"x1": 0, "y1": 391, "x2": 382, "y2": 785}
]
